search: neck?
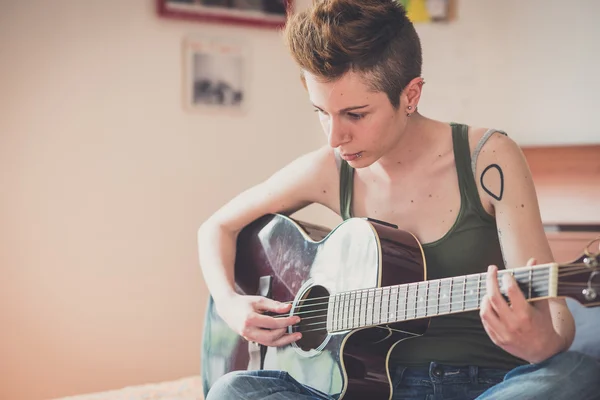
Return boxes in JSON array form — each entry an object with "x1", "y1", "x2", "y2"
[
  {"x1": 327, "y1": 263, "x2": 558, "y2": 333},
  {"x1": 373, "y1": 114, "x2": 451, "y2": 175}
]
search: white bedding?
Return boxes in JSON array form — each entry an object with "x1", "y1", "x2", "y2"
[{"x1": 54, "y1": 376, "x2": 204, "y2": 400}]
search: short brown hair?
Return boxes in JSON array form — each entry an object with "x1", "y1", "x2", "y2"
[{"x1": 284, "y1": 0, "x2": 422, "y2": 109}]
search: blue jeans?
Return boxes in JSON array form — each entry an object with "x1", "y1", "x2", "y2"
[{"x1": 205, "y1": 351, "x2": 600, "y2": 400}]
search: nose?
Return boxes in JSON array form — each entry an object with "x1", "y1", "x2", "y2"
[{"x1": 326, "y1": 118, "x2": 350, "y2": 149}]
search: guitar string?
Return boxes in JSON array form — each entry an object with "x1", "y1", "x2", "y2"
[
  {"x1": 292, "y1": 283, "x2": 593, "y2": 322},
  {"x1": 276, "y1": 266, "x2": 588, "y2": 307},
  {"x1": 289, "y1": 286, "x2": 594, "y2": 334},
  {"x1": 294, "y1": 288, "x2": 592, "y2": 326},
  {"x1": 280, "y1": 279, "x2": 552, "y2": 321},
  {"x1": 281, "y1": 279, "x2": 554, "y2": 319},
  {"x1": 272, "y1": 271, "x2": 557, "y2": 315},
  {"x1": 274, "y1": 274, "x2": 589, "y2": 319}
]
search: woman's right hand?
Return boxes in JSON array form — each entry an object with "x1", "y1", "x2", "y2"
[{"x1": 216, "y1": 293, "x2": 302, "y2": 347}]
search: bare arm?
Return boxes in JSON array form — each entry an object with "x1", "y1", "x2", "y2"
[
  {"x1": 477, "y1": 133, "x2": 575, "y2": 363},
  {"x1": 197, "y1": 145, "x2": 339, "y2": 346}
]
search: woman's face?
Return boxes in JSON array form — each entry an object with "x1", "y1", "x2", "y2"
[{"x1": 304, "y1": 70, "x2": 407, "y2": 168}]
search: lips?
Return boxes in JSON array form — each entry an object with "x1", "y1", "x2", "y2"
[{"x1": 340, "y1": 152, "x2": 363, "y2": 161}]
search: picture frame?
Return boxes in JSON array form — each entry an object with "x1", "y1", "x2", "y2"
[
  {"x1": 399, "y1": 0, "x2": 456, "y2": 23},
  {"x1": 182, "y1": 36, "x2": 248, "y2": 113},
  {"x1": 158, "y1": 0, "x2": 294, "y2": 29}
]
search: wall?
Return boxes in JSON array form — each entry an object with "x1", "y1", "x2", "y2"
[
  {"x1": 1, "y1": 1, "x2": 598, "y2": 399},
  {"x1": 416, "y1": 0, "x2": 600, "y2": 145}
]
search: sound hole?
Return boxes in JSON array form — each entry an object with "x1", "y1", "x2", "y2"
[{"x1": 294, "y1": 285, "x2": 329, "y2": 352}]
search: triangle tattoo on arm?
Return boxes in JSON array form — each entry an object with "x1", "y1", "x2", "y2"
[{"x1": 480, "y1": 164, "x2": 504, "y2": 201}]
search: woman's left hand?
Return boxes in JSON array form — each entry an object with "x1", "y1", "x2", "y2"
[{"x1": 480, "y1": 258, "x2": 566, "y2": 363}]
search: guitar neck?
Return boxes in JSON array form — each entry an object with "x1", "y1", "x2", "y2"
[{"x1": 327, "y1": 263, "x2": 558, "y2": 333}]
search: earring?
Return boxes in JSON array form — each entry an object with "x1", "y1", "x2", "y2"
[{"x1": 406, "y1": 105, "x2": 412, "y2": 117}]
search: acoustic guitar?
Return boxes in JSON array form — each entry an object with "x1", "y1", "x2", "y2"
[{"x1": 201, "y1": 213, "x2": 599, "y2": 399}]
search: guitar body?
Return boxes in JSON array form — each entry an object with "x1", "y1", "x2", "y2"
[{"x1": 202, "y1": 214, "x2": 429, "y2": 399}]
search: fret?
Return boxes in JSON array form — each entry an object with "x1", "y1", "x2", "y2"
[
  {"x1": 439, "y1": 278, "x2": 452, "y2": 314},
  {"x1": 373, "y1": 288, "x2": 382, "y2": 325},
  {"x1": 359, "y1": 290, "x2": 367, "y2": 327},
  {"x1": 528, "y1": 268, "x2": 533, "y2": 300},
  {"x1": 354, "y1": 291, "x2": 360, "y2": 328},
  {"x1": 399, "y1": 284, "x2": 408, "y2": 321},
  {"x1": 424, "y1": 282, "x2": 430, "y2": 317},
  {"x1": 389, "y1": 285, "x2": 399, "y2": 322},
  {"x1": 532, "y1": 266, "x2": 550, "y2": 297},
  {"x1": 407, "y1": 283, "x2": 417, "y2": 320},
  {"x1": 348, "y1": 292, "x2": 356, "y2": 329},
  {"x1": 428, "y1": 280, "x2": 440, "y2": 316},
  {"x1": 465, "y1": 275, "x2": 480, "y2": 310},
  {"x1": 450, "y1": 276, "x2": 466, "y2": 313},
  {"x1": 327, "y1": 295, "x2": 334, "y2": 332},
  {"x1": 348, "y1": 292, "x2": 354, "y2": 328},
  {"x1": 341, "y1": 292, "x2": 348, "y2": 330},
  {"x1": 341, "y1": 293, "x2": 348, "y2": 330},
  {"x1": 366, "y1": 289, "x2": 374, "y2": 326},
  {"x1": 476, "y1": 273, "x2": 482, "y2": 307},
  {"x1": 334, "y1": 293, "x2": 341, "y2": 331},
  {"x1": 350, "y1": 292, "x2": 355, "y2": 328},
  {"x1": 416, "y1": 282, "x2": 428, "y2": 318},
  {"x1": 382, "y1": 287, "x2": 391, "y2": 324},
  {"x1": 462, "y1": 276, "x2": 467, "y2": 310}
]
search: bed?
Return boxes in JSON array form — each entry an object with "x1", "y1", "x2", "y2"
[{"x1": 54, "y1": 376, "x2": 204, "y2": 400}]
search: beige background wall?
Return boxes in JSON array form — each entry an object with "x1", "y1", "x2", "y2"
[{"x1": 1, "y1": 1, "x2": 598, "y2": 399}]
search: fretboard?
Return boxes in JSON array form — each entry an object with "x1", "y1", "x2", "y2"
[{"x1": 326, "y1": 263, "x2": 558, "y2": 333}]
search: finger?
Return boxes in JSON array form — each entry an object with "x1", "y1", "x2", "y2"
[
  {"x1": 269, "y1": 332, "x2": 302, "y2": 347},
  {"x1": 480, "y1": 295, "x2": 503, "y2": 336},
  {"x1": 242, "y1": 326, "x2": 284, "y2": 344},
  {"x1": 251, "y1": 327, "x2": 301, "y2": 347},
  {"x1": 526, "y1": 257, "x2": 537, "y2": 267},
  {"x1": 480, "y1": 296, "x2": 512, "y2": 347},
  {"x1": 502, "y1": 272, "x2": 529, "y2": 312},
  {"x1": 251, "y1": 313, "x2": 300, "y2": 330},
  {"x1": 255, "y1": 297, "x2": 293, "y2": 314},
  {"x1": 486, "y1": 265, "x2": 512, "y2": 316}
]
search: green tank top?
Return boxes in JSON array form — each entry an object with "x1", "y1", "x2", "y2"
[{"x1": 338, "y1": 123, "x2": 527, "y2": 369}]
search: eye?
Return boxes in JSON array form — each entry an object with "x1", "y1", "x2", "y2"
[
  {"x1": 313, "y1": 109, "x2": 329, "y2": 119},
  {"x1": 347, "y1": 112, "x2": 364, "y2": 120}
]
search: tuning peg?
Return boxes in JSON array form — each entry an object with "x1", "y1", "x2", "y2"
[{"x1": 584, "y1": 257, "x2": 599, "y2": 268}]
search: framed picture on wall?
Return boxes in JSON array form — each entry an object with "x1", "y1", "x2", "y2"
[
  {"x1": 158, "y1": 0, "x2": 293, "y2": 29},
  {"x1": 183, "y1": 36, "x2": 248, "y2": 112},
  {"x1": 399, "y1": 0, "x2": 455, "y2": 23}
]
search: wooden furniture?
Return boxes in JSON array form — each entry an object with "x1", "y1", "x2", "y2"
[{"x1": 522, "y1": 144, "x2": 600, "y2": 262}]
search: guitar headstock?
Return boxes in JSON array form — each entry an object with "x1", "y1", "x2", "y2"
[{"x1": 557, "y1": 237, "x2": 600, "y2": 307}]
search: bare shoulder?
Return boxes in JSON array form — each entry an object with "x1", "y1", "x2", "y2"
[
  {"x1": 470, "y1": 128, "x2": 527, "y2": 170},
  {"x1": 206, "y1": 145, "x2": 340, "y2": 232},
  {"x1": 466, "y1": 126, "x2": 533, "y2": 213},
  {"x1": 270, "y1": 144, "x2": 340, "y2": 210}
]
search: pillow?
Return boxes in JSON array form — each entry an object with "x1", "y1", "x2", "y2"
[{"x1": 567, "y1": 298, "x2": 600, "y2": 360}]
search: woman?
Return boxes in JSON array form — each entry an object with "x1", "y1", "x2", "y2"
[{"x1": 199, "y1": 1, "x2": 600, "y2": 398}]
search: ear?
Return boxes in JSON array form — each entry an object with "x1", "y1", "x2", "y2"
[
  {"x1": 299, "y1": 71, "x2": 307, "y2": 90},
  {"x1": 401, "y1": 77, "x2": 425, "y2": 111}
]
